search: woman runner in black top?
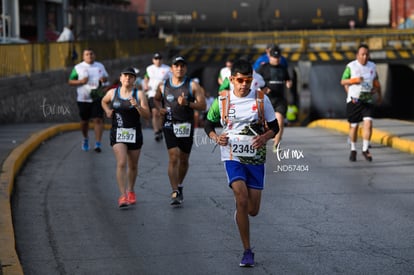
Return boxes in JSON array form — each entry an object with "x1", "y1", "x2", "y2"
[{"x1": 102, "y1": 67, "x2": 150, "y2": 208}]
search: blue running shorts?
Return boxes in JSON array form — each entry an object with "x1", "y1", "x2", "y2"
[{"x1": 224, "y1": 160, "x2": 265, "y2": 190}]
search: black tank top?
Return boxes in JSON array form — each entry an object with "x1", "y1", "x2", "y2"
[
  {"x1": 111, "y1": 87, "x2": 141, "y2": 129},
  {"x1": 162, "y1": 76, "x2": 195, "y2": 122}
]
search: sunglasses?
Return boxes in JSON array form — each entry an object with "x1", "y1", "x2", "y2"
[{"x1": 234, "y1": 77, "x2": 253, "y2": 84}]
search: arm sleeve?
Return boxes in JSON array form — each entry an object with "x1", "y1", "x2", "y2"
[
  {"x1": 266, "y1": 119, "x2": 279, "y2": 137},
  {"x1": 284, "y1": 68, "x2": 291, "y2": 81},
  {"x1": 204, "y1": 119, "x2": 220, "y2": 136}
]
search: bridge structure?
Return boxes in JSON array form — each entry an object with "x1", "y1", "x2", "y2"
[
  {"x1": 1, "y1": 28, "x2": 413, "y2": 78},
  {"x1": 168, "y1": 28, "x2": 414, "y2": 64}
]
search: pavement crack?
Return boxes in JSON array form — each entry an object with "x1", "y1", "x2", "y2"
[
  {"x1": 41, "y1": 142, "x2": 77, "y2": 275},
  {"x1": 208, "y1": 196, "x2": 228, "y2": 211}
]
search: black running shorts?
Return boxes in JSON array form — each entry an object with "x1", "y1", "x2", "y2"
[
  {"x1": 163, "y1": 125, "x2": 194, "y2": 154},
  {"x1": 148, "y1": 97, "x2": 157, "y2": 110},
  {"x1": 110, "y1": 128, "x2": 143, "y2": 150},
  {"x1": 77, "y1": 101, "x2": 104, "y2": 121},
  {"x1": 347, "y1": 101, "x2": 374, "y2": 123},
  {"x1": 269, "y1": 97, "x2": 287, "y2": 117}
]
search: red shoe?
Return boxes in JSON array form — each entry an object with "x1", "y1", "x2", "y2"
[
  {"x1": 118, "y1": 195, "x2": 129, "y2": 208},
  {"x1": 127, "y1": 191, "x2": 136, "y2": 204}
]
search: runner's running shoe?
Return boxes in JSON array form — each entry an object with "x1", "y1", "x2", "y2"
[
  {"x1": 82, "y1": 139, "x2": 89, "y2": 151},
  {"x1": 178, "y1": 186, "x2": 184, "y2": 202},
  {"x1": 239, "y1": 248, "x2": 255, "y2": 267},
  {"x1": 170, "y1": 190, "x2": 182, "y2": 205},
  {"x1": 118, "y1": 195, "x2": 129, "y2": 208},
  {"x1": 272, "y1": 142, "x2": 281, "y2": 153},
  {"x1": 349, "y1": 150, "x2": 357, "y2": 162},
  {"x1": 94, "y1": 141, "x2": 102, "y2": 153},
  {"x1": 362, "y1": 150, "x2": 372, "y2": 162},
  {"x1": 155, "y1": 130, "x2": 163, "y2": 141},
  {"x1": 127, "y1": 191, "x2": 136, "y2": 204}
]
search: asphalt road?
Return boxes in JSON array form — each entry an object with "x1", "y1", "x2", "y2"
[{"x1": 12, "y1": 127, "x2": 414, "y2": 275}]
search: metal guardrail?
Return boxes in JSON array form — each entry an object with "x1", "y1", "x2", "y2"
[
  {"x1": 170, "y1": 28, "x2": 414, "y2": 53},
  {"x1": 0, "y1": 38, "x2": 165, "y2": 78},
  {"x1": 2, "y1": 28, "x2": 414, "y2": 78}
]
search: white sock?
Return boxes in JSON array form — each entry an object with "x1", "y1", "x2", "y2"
[
  {"x1": 350, "y1": 142, "x2": 356, "y2": 151},
  {"x1": 362, "y1": 140, "x2": 369, "y2": 152}
]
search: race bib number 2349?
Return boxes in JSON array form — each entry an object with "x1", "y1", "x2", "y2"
[{"x1": 230, "y1": 135, "x2": 256, "y2": 157}]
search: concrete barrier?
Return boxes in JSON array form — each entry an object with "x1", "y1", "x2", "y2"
[{"x1": 0, "y1": 55, "x2": 154, "y2": 124}]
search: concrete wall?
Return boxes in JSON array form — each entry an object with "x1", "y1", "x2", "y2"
[
  {"x1": 0, "y1": 54, "x2": 154, "y2": 124},
  {"x1": 298, "y1": 62, "x2": 414, "y2": 122}
]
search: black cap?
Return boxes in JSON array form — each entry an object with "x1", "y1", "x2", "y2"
[
  {"x1": 172, "y1": 56, "x2": 187, "y2": 65},
  {"x1": 153, "y1": 52, "x2": 162, "y2": 59},
  {"x1": 120, "y1": 67, "x2": 137, "y2": 77},
  {"x1": 239, "y1": 55, "x2": 250, "y2": 62},
  {"x1": 269, "y1": 47, "x2": 281, "y2": 58}
]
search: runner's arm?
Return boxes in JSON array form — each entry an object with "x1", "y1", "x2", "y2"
[
  {"x1": 204, "y1": 99, "x2": 222, "y2": 142},
  {"x1": 136, "y1": 90, "x2": 151, "y2": 119},
  {"x1": 251, "y1": 119, "x2": 279, "y2": 149},
  {"x1": 101, "y1": 88, "x2": 115, "y2": 118},
  {"x1": 153, "y1": 82, "x2": 165, "y2": 114},
  {"x1": 188, "y1": 81, "x2": 207, "y2": 111}
]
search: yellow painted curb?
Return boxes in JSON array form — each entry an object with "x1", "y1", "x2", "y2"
[
  {"x1": 0, "y1": 123, "x2": 79, "y2": 275},
  {"x1": 0, "y1": 122, "x2": 111, "y2": 275},
  {"x1": 308, "y1": 119, "x2": 349, "y2": 135},
  {"x1": 308, "y1": 119, "x2": 414, "y2": 155}
]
